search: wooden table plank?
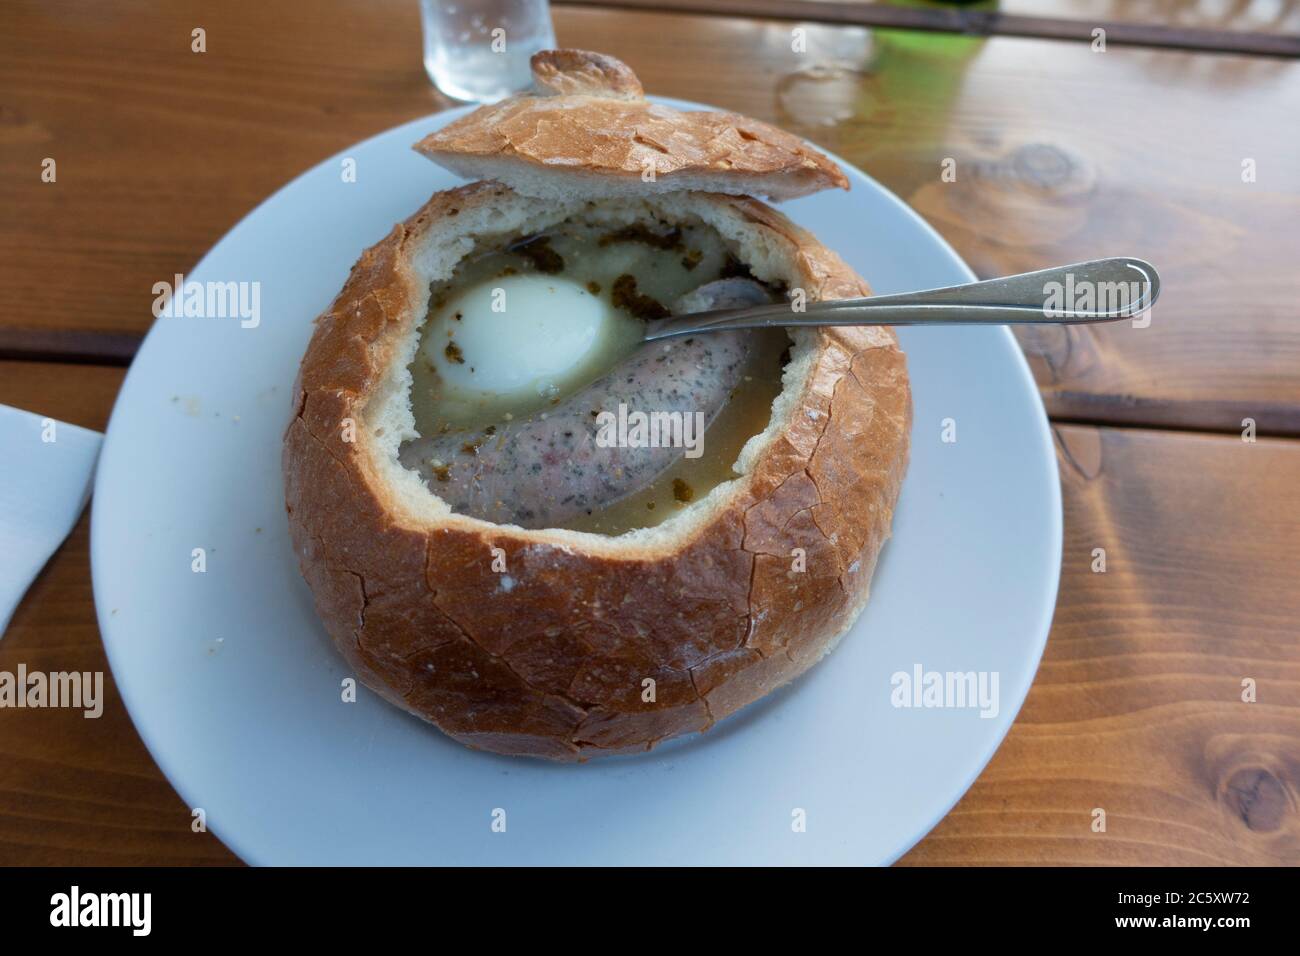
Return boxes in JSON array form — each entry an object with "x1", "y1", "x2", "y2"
[
  {"x1": 2, "y1": 1, "x2": 1298, "y2": 434},
  {"x1": 0, "y1": 360, "x2": 238, "y2": 864},
  {"x1": 0, "y1": 361, "x2": 125, "y2": 430},
  {"x1": 900, "y1": 424, "x2": 1300, "y2": 866},
  {"x1": 548, "y1": 12, "x2": 1300, "y2": 435},
  {"x1": 0, "y1": 513, "x2": 239, "y2": 865},
  {"x1": 562, "y1": 12, "x2": 1300, "y2": 435},
  {"x1": 2, "y1": 369, "x2": 1297, "y2": 863}
]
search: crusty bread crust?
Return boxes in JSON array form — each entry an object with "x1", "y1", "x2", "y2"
[
  {"x1": 283, "y1": 182, "x2": 911, "y2": 760},
  {"x1": 531, "y1": 49, "x2": 643, "y2": 99},
  {"x1": 414, "y1": 49, "x2": 849, "y2": 203}
]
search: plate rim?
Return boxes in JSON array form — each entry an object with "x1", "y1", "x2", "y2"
[{"x1": 90, "y1": 100, "x2": 1062, "y2": 866}]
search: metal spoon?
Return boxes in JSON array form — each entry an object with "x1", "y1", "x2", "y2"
[{"x1": 643, "y1": 257, "x2": 1159, "y2": 342}]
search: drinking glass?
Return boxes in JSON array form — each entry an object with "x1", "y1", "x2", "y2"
[{"x1": 419, "y1": 0, "x2": 556, "y2": 103}]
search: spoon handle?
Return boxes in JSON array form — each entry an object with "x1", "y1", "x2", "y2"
[{"x1": 644, "y1": 257, "x2": 1160, "y2": 341}]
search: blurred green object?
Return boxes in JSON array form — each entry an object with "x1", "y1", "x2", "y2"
[
  {"x1": 883, "y1": 0, "x2": 996, "y2": 58},
  {"x1": 773, "y1": 0, "x2": 995, "y2": 146},
  {"x1": 893, "y1": 0, "x2": 996, "y2": 9},
  {"x1": 852, "y1": 3, "x2": 989, "y2": 154}
]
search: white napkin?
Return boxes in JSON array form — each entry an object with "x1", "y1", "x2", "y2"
[{"x1": 0, "y1": 405, "x2": 103, "y2": 639}]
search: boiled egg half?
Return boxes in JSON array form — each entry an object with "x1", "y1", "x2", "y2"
[{"x1": 422, "y1": 274, "x2": 642, "y2": 414}]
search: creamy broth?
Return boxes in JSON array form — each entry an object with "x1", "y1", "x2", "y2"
[
  {"x1": 405, "y1": 217, "x2": 790, "y2": 536},
  {"x1": 410, "y1": 220, "x2": 735, "y2": 435}
]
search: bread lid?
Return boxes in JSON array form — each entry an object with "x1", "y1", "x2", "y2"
[{"x1": 413, "y1": 49, "x2": 849, "y2": 203}]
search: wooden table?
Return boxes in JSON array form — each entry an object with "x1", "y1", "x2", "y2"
[{"x1": 2, "y1": 0, "x2": 1297, "y2": 866}]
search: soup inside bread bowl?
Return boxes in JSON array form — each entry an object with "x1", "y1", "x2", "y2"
[{"x1": 282, "y1": 51, "x2": 911, "y2": 760}]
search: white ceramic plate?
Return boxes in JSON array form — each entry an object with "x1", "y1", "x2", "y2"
[{"x1": 92, "y1": 101, "x2": 1061, "y2": 866}]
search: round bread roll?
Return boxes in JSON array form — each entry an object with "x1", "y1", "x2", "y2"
[
  {"x1": 414, "y1": 49, "x2": 849, "y2": 202},
  {"x1": 283, "y1": 52, "x2": 911, "y2": 761}
]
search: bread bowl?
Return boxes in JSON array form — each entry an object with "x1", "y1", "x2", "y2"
[{"x1": 282, "y1": 50, "x2": 911, "y2": 760}]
